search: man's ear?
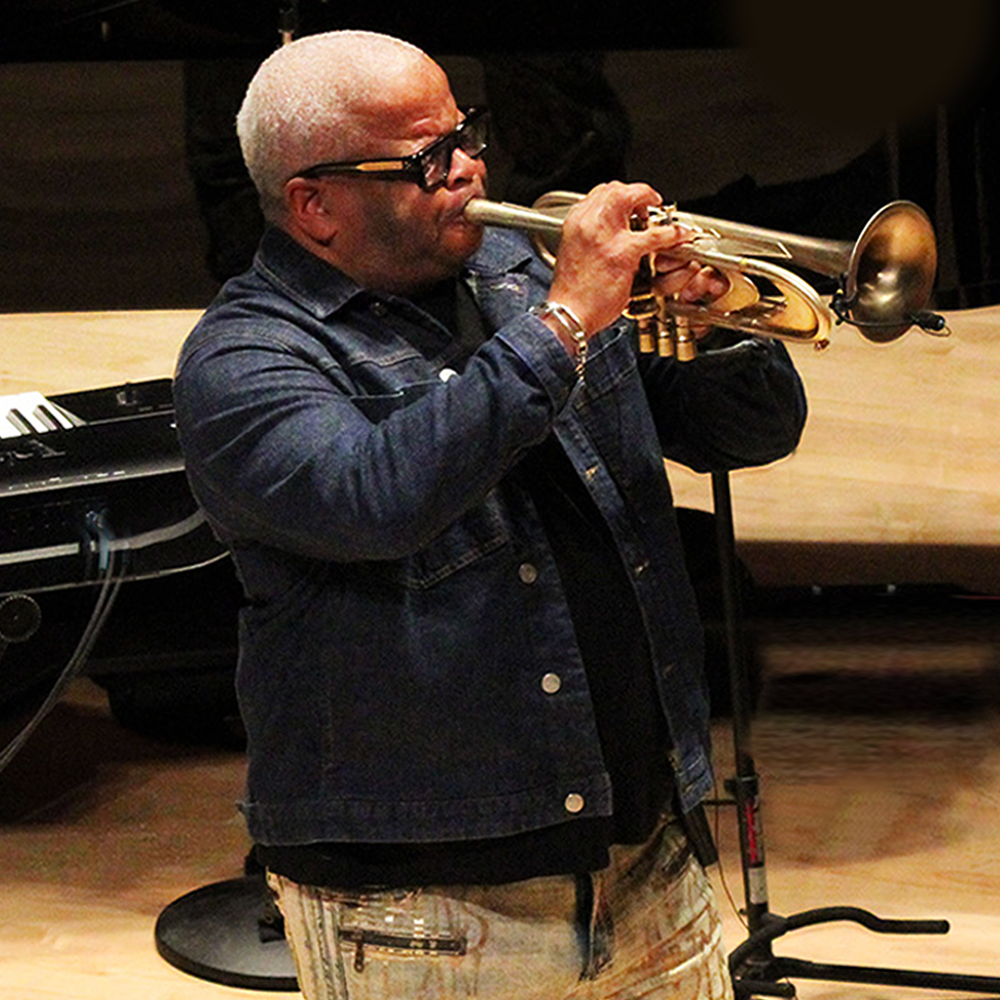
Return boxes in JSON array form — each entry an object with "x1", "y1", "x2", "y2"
[{"x1": 284, "y1": 178, "x2": 338, "y2": 246}]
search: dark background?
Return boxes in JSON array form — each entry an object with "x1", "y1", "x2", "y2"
[{"x1": 2, "y1": 0, "x2": 999, "y2": 313}]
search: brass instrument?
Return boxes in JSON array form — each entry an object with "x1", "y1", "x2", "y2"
[{"x1": 464, "y1": 191, "x2": 944, "y2": 360}]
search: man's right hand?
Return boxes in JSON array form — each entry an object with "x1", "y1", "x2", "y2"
[{"x1": 547, "y1": 181, "x2": 725, "y2": 339}]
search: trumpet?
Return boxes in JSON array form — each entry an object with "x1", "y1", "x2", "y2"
[{"x1": 464, "y1": 191, "x2": 945, "y2": 360}]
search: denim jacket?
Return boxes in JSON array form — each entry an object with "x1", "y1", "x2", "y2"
[{"x1": 173, "y1": 225, "x2": 806, "y2": 847}]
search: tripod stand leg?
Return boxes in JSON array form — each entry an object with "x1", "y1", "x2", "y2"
[{"x1": 730, "y1": 907, "x2": 1000, "y2": 997}]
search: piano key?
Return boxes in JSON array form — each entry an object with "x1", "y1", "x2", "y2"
[{"x1": 0, "y1": 392, "x2": 82, "y2": 438}]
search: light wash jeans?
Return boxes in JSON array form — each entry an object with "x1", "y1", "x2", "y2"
[{"x1": 267, "y1": 817, "x2": 733, "y2": 1000}]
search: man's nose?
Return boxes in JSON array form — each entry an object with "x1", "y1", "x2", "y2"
[{"x1": 447, "y1": 146, "x2": 486, "y2": 187}]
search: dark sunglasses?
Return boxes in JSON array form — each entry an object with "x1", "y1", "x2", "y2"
[{"x1": 293, "y1": 107, "x2": 489, "y2": 191}]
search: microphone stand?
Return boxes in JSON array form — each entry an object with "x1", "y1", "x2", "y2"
[
  {"x1": 711, "y1": 469, "x2": 1000, "y2": 998},
  {"x1": 277, "y1": 0, "x2": 299, "y2": 45}
]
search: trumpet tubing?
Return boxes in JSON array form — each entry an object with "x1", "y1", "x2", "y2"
[{"x1": 464, "y1": 192, "x2": 942, "y2": 359}]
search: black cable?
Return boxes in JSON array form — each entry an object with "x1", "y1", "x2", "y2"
[{"x1": 0, "y1": 514, "x2": 125, "y2": 776}]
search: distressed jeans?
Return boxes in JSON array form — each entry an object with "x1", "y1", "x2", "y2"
[{"x1": 267, "y1": 817, "x2": 733, "y2": 1000}]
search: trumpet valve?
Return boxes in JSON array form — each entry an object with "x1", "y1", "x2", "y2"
[
  {"x1": 625, "y1": 283, "x2": 659, "y2": 355},
  {"x1": 626, "y1": 216, "x2": 659, "y2": 355},
  {"x1": 672, "y1": 319, "x2": 698, "y2": 362},
  {"x1": 656, "y1": 322, "x2": 674, "y2": 358},
  {"x1": 638, "y1": 319, "x2": 658, "y2": 355}
]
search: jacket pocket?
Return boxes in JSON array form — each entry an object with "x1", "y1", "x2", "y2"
[{"x1": 369, "y1": 491, "x2": 510, "y2": 590}]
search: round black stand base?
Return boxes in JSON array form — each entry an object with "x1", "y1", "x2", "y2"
[{"x1": 155, "y1": 875, "x2": 298, "y2": 991}]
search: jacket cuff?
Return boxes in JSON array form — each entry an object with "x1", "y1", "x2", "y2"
[{"x1": 494, "y1": 312, "x2": 581, "y2": 404}]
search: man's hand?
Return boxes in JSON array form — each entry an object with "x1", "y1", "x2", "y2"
[
  {"x1": 652, "y1": 257, "x2": 729, "y2": 307},
  {"x1": 545, "y1": 181, "x2": 728, "y2": 338}
]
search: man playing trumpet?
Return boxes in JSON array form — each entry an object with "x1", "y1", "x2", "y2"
[{"x1": 173, "y1": 29, "x2": 806, "y2": 1000}]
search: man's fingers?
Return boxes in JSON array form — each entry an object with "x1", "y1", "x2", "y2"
[{"x1": 653, "y1": 262, "x2": 729, "y2": 303}]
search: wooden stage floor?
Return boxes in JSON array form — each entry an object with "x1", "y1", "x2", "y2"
[
  {"x1": 2, "y1": 619, "x2": 1000, "y2": 1000},
  {"x1": 1, "y1": 304, "x2": 999, "y2": 996}
]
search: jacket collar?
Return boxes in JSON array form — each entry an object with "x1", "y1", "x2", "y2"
[
  {"x1": 464, "y1": 227, "x2": 537, "y2": 276},
  {"x1": 253, "y1": 226, "x2": 363, "y2": 319},
  {"x1": 253, "y1": 225, "x2": 537, "y2": 320}
]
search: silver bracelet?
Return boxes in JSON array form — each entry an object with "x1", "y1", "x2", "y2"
[{"x1": 530, "y1": 301, "x2": 587, "y2": 375}]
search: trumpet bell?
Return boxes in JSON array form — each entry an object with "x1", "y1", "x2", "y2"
[{"x1": 844, "y1": 201, "x2": 939, "y2": 343}]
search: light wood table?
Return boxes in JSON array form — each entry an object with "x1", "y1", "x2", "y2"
[
  {"x1": 0, "y1": 309, "x2": 203, "y2": 396},
  {"x1": 667, "y1": 304, "x2": 1000, "y2": 592},
  {"x1": 3, "y1": 305, "x2": 999, "y2": 590}
]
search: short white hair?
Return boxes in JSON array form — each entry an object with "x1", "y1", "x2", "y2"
[{"x1": 236, "y1": 31, "x2": 432, "y2": 221}]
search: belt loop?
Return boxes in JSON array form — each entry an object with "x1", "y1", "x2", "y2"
[
  {"x1": 681, "y1": 803, "x2": 719, "y2": 868},
  {"x1": 575, "y1": 872, "x2": 614, "y2": 981}
]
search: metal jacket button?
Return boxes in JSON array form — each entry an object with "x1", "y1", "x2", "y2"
[
  {"x1": 518, "y1": 562, "x2": 538, "y2": 584},
  {"x1": 564, "y1": 793, "x2": 585, "y2": 814},
  {"x1": 541, "y1": 672, "x2": 562, "y2": 694}
]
